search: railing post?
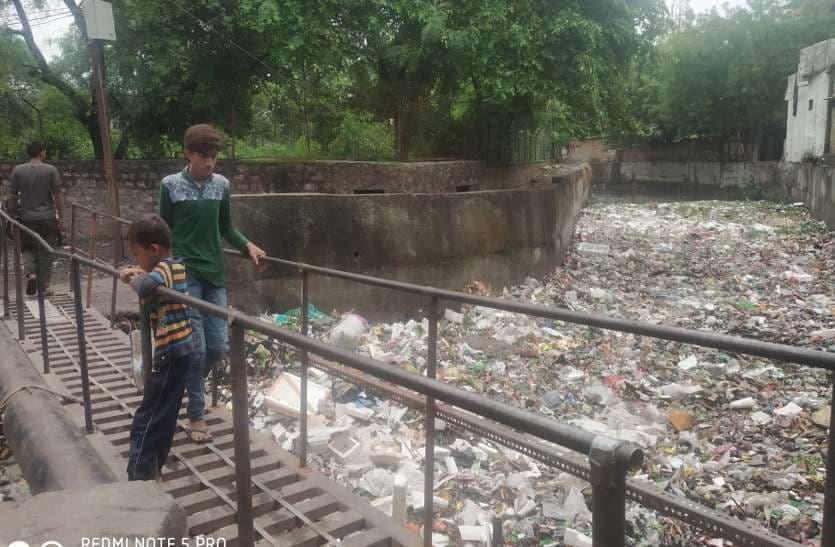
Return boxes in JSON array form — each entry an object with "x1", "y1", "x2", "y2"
[
  {"x1": 821, "y1": 375, "x2": 835, "y2": 547},
  {"x1": 299, "y1": 270, "x2": 309, "y2": 467},
  {"x1": 211, "y1": 365, "x2": 219, "y2": 408},
  {"x1": 589, "y1": 438, "x2": 634, "y2": 547},
  {"x1": 2, "y1": 218, "x2": 8, "y2": 319},
  {"x1": 35, "y1": 245, "x2": 50, "y2": 373},
  {"x1": 109, "y1": 275, "x2": 118, "y2": 328},
  {"x1": 110, "y1": 221, "x2": 119, "y2": 329},
  {"x1": 12, "y1": 226, "x2": 25, "y2": 341},
  {"x1": 69, "y1": 203, "x2": 77, "y2": 254},
  {"x1": 86, "y1": 212, "x2": 97, "y2": 308},
  {"x1": 230, "y1": 323, "x2": 254, "y2": 547},
  {"x1": 71, "y1": 257, "x2": 95, "y2": 433},
  {"x1": 423, "y1": 296, "x2": 439, "y2": 546},
  {"x1": 492, "y1": 516, "x2": 503, "y2": 547},
  {"x1": 68, "y1": 204, "x2": 76, "y2": 293}
]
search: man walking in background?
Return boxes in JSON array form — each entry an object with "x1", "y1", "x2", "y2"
[{"x1": 7, "y1": 141, "x2": 65, "y2": 296}]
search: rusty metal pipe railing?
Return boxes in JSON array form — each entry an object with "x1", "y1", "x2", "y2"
[
  {"x1": 1, "y1": 229, "x2": 6, "y2": 319},
  {"x1": 156, "y1": 285, "x2": 642, "y2": 462},
  {"x1": 299, "y1": 271, "x2": 309, "y2": 467},
  {"x1": 71, "y1": 201, "x2": 132, "y2": 226},
  {"x1": 12, "y1": 206, "x2": 835, "y2": 547},
  {"x1": 423, "y1": 296, "x2": 438, "y2": 546},
  {"x1": 12, "y1": 225, "x2": 25, "y2": 341},
  {"x1": 35, "y1": 245, "x2": 50, "y2": 374},
  {"x1": 86, "y1": 212, "x2": 97, "y2": 308},
  {"x1": 70, "y1": 256, "x2": 95, "y2": 434},
  {"x1": 824, "y1": 377, "x2": 835, "y2": 547},
  {"x1": 2, "y1": 217, "x2": 9, "y2": 319},
  {"x1": 3, "y1": 210, "x2": 645, "y2": 547},
  {"x1": 230, "y1": 323, "x2": 255, "y2": 546},
  {"x1": 69, "y1": 202, "x2": 128, "y2": 318},
  {"x1": 246, "y1": 253, "x2": 835, "y2": 371},
  {"x1": 69, "y1": 202, "x2": 77, "y2": 255}
]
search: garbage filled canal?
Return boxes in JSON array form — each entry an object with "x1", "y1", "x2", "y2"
[{"x1": 228, "y1": 196, "x2": 834, "y2": 546}]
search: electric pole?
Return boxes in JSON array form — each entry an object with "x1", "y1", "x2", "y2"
[{"x1": 85, "y1": 0, "x2": 123, "y2": 259}]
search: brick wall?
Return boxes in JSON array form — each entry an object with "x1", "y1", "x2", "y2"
[{"x1": 0, "y1": 159, "x2": 564, "y2": 227}]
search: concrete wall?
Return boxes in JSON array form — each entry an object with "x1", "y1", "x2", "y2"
[
  {"x1": 562, "y1": 138, "x2": 612, "y2": 162},
  {"x1": 225, "y1": 164, "x2": 591, "y2": 319},
  {"x1": 593, "y1": 159, "x2": 835, "y2": 229},
  {"x1": 786, "y1": 162, "x2": 835, "y2": 226},
  {"x1": 784, "y1": 39, "x2": 835, "y2": 162},
  {"x1": 0, "y1": 159, "x2": 562, "y2": 225}
]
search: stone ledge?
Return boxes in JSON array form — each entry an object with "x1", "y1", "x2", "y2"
[{"x1": 0, "y1": 481, "x2": 188, "y2": 545}]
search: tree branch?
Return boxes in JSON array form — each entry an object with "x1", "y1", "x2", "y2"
[
  {"x1": 62, "y1": 0, "x2": 87, "y2": 39},
  {"x1": 10, "y1": 0, "x2": 90, "y2": 121},
  {"x1": 10, "y1": 0, "x2": 51, "y2": 73},
  {"x1": 0, "y1": 27, "x2": 24, "y2": 37}
]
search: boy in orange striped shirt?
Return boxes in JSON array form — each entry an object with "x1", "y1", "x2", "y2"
[{"x1": 120, "y1": 214, "x2": 195, "y2": 481}]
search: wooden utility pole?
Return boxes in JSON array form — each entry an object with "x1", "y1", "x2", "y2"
[{"x1": 85, "y1": 0, "x2": 123, "y2": 259}]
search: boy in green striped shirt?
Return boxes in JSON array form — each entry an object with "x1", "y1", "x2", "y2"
[{"x1": 160, "y1": 124, "x2": 266, "y2": 443}]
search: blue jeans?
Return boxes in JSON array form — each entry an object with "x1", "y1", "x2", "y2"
[{"x1": 185, "y1": 273, "x2": 228, "y2": 422}]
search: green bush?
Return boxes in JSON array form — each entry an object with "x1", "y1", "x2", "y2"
[
  {"x1": 741, "y1": 176, "x2": 763, "y2": 200},
  {"x1": 234, "y1": 136, "x2": 326, "y2": 160},
  {"x1": 801, "y1": 150, "x2": 819, "y2": 164},
  {"x1": 328, "y1": 112, "x2": 394, "y2": 161}
]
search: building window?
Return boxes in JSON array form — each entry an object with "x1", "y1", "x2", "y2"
[{"x1": 809, "y1": 99, "x2": 814, "y2": 111}]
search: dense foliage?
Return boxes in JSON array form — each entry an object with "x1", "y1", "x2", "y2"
[
  {"x1": 625, "y1": 0, "x2": 835, "y2": 150},
  {"x1": 1, "y1": 0, "x2": 833, "y2": 159}
]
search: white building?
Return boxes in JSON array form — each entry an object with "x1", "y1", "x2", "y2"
[{"x1": 784, "y1": 39, "x2": 835, "y2": 162}]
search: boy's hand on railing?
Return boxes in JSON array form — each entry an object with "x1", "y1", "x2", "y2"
[
  {"x1": 246, "y1": 242, "x2": 267, "y2": 272},
  {"x1": 119, "y1": 267, "x2": 144, "y2": 284}
]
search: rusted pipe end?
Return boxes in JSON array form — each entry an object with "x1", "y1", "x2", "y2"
[{"x1": 617, "y1": 442, "x2": 644, "y2": 474}]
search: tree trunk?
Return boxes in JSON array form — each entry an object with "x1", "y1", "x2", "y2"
[
  {"x1": 393, "y1": 114, "x2": 400, "y2": 159},
  {"x1": 396, "y1": 99, "x2": 411, "y2": 161},
  {"x1": 114, "y1": 130, "x2": 129, "y2": 159},
  {"x1": 752, "y1": 126, "x2": 764, "y2": 162},
  {"x1": 85, "y1": 112, "x2": 104, "y2": 159}
]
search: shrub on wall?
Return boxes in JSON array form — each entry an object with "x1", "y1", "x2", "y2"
[
  {"x1": 801, "y1": 150, "x2": 820, "y2": 164},
  {"x1": 328, "y1": 112, "x2": 394, "y2": 161}
]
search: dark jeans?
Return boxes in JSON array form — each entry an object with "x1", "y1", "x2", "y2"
[
  {"x1": 127, "y1": 352, "x2": 192, "y2": 481},
  {"x1": 21, "y1": 218, "x2": 57, "y2": 289}
]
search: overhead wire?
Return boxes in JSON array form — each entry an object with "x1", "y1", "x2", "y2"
[
  {"x1": 0, "y1": 8, "x2": 72, "y2": 24},
  {"x1": 2, "y1": 12, "x2": 73, "y2": 29}
]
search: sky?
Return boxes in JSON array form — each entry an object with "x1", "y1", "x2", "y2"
[
  {"x1": 12, "y1": 0, "x2": 752, "y2": 61},
  {"x1": 689, "y1": 0, "x2": 749, "y2": 13}
]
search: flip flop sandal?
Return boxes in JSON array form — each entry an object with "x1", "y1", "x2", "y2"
[{"x1": 188, "y1": 428, "x2": 213, "y2": 444}]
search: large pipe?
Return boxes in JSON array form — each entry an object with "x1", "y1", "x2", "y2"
[{"x1": 0, "y1": 329, "x2": 117, "y2": 494}]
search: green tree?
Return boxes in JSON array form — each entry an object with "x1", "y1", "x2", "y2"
[
  {"x1": 1, "y1": 0, "x2": 111, "y2": 157},
  {"x1": 648, "y1": 0, "x2": 835, "y2": 155}
]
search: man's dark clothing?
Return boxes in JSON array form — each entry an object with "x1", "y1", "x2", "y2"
[
  {"x1": 9, "y1": 161, "x2": 60, "y2": 222},
  {"x1": 9, "y1": 160, "x2": 61, "y2": 289}
]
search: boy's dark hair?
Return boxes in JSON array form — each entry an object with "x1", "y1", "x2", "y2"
[
  {"x1": 26, "y1": 141, "x2": 46, "y2": 159},
  {"x1": 127, "y1": 214, "x2": 172, "y2": 249},
  {"x1": 183, "y1": 124, "x2": 225, "y2": 155}
]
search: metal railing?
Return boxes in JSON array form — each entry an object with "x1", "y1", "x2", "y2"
[
  {"x1": 4, "y1": 203, "x2": 835, "y2": 546},
  {"x1": 9, "y1": 207, "x2": 646, "y2": 546}
]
